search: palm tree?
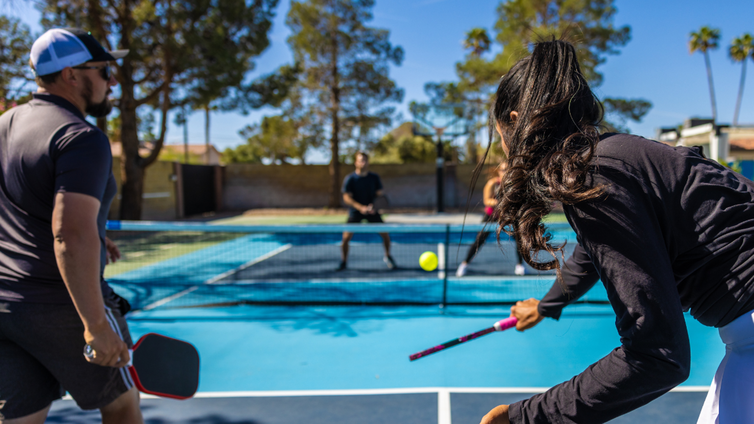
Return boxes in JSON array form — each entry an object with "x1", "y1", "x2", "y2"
[
  {"x1": 689, "y1": 26, "x2": 721, "y2": 122},
  {"x1": 463, "y1": 28, "x2": 491, "y2": 56},
  {"x1": 729, "y1": 33, "x2": 754, "y2": 126}
]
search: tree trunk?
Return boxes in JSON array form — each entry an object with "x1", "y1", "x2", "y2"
[
  {"x1": 205, "y1": 105, "x2": 210, "y2": 164},
  {"x1": 329, "y1": 116, "x2": 340, "y2": 208},
  {"x1": 97, "y1": 117, "x2": 107, "y2": 134},
  {"x1": 118, "y1": 78, "x2": 144, "y2": 220},
  {"x1": 734, "y1": 60, "x2": 747, "y2": 126},
  {"x1": 704, "y1": 51, "x2": 718, "y2": 122},
  {"x1": 328, "y1": 36, "x2": 341, "y2": 209},
  {"x1": 183, "y1": 106, "x2": 189, "y2": 163}
]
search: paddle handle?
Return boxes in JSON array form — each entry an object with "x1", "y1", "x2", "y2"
[
  {"x1": 83, "y1": 344, "x2": 134, "y2": 367},
  {"x1": 409, "y1": 317, "x2": 518, "y2": 361}
]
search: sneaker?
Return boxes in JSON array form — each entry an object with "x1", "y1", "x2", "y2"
[
  {"x1": 384, "y1": 255, "x2": 397, "y2": 270},
  {"x1": 455, "y1": 262, "x2": 468, "y2": 277},
  {"x1": 336, "y1": 261, "x2": 347, "y2": 271},
  {"x1": 514, "y1": 264, "x2": 526, "y2": 276}
]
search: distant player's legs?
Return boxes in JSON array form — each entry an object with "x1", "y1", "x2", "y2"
[
  {"x1": 379, "y1": 233, "x2": 391, "y2": 256},
  {"x1": 466, "y1": 231, "x2": 491, "y2": 263},
  {"x1": 379, "y1": 233, "x2": 396, "y2": 269},
  {"x1": 456, "y1": 231, "x2": 491, "y2": 276},
  {"x1": 339, "y1": 231, "x2": 354, "y2": 270},
  {"x1": 514, "y1": 242, "x2": 526, "y2": 276}
]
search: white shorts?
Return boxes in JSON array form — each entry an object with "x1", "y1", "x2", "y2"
[{"x1": 697, "y1": 310, "x2": 754, "y2": 424}]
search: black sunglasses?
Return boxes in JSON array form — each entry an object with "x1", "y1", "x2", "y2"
[{"x1": 72, "y1": 64, "x2": 113, "y2": 81}]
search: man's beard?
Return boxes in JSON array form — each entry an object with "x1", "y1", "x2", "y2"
[{"x1": 82, "y1": 75, "x2": 113, "y2": 118}]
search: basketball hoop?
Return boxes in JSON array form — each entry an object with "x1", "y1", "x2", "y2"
[{"x1": 409, "y1": 103, "x2": 474, "y2": 212}]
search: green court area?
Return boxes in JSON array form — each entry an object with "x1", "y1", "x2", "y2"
[
  {"x1": 104, "y1": 211, "x2": 568, "y2": 281},
  {"x1": 211, "y1": 213, "x2": 349, "y2": 225},
  {"x1": 212, "y1": 211, "x2": 568, "y2": 226},
  {"x1": 104, "y1": 231, "x2": 244, "y2": 277}
]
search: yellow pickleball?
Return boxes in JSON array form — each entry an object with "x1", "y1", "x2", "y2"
[{"x1": 419, "y1": 251, "x2": 438, "y2": 271}]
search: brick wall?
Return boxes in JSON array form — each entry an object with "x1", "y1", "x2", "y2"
[
  {"x1": 107, "y1": 160, "x2": 495, "y2": 219},
  {"x1": 221, "y1": 163, "x2": 493, "y2": 211}
]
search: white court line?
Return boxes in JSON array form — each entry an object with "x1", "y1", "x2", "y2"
[
  {"x1": 63, "y1": 385, "x2": 712, "y2": 401},
  {"x1": 438, "y1": 389, "x2": 451, "y2": 424},
  {"x1": 165, "y1": 385, "x2": 712, "y2": 398},
  {"x1": 438, "y1": 242, "x2": 446, "y2": 279},
  {"x1": 139, "y1": 244, "x2": 292, "y2": 311},
  {"x1": 203, "y1": 244, "x2": 293, "y2": 285}
]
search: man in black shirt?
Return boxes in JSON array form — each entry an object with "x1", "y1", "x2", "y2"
[
  {"x1": 339, "y1": 151, "x2": 396, "y2": 271},
  {"x1": 0, "y1": 28, "x2": 142, "y2": 422}
]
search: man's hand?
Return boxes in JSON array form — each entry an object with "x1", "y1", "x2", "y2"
[
  {"x1": 105, "y1": 237, "x2": 121, "y2": 264},
  {"x1": 365, "y1": 203, "x2": 376, "y2": 214},
  {"x1": 358, "y1": 204, "x2": 372, "y2": 214},
  {"x1": 511, "y1": 298, "x2": 544, "y2": 331},
  {"x1": 480, "y1": 404, "x2": 510, "y2": 424},
  {"x1": 84, "y1": 321, "x2": 130, "y2": 368}
]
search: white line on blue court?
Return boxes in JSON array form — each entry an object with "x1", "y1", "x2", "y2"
[
  {"x1": 65, "y1": 385, "x2": 712, "y2": 400},
  {"x1": 180, "y1": 386, "x2": 712, "y2": 397},
  {"x1": 137, "y1": 244, "x2": 292, "y2": 311},
  {"x1": 103, "y1": 386, "x2": 709, "y2": 424}
]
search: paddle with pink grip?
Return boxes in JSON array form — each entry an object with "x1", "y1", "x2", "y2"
[{"x1": 409, "y1": 317, "x2": 518, "y2": 361}]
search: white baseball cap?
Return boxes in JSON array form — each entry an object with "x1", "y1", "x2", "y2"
[{"x1": 31, "y1": 28, "x2": 128, "y2": 76}]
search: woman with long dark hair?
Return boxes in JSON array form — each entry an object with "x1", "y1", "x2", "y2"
[{"x1": 479, "y1": 40, "x2": 754, "y2": 424}]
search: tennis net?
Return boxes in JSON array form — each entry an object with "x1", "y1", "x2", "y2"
[{"x1": 104, "y1": 221, "x2": 607, "y2": 311}]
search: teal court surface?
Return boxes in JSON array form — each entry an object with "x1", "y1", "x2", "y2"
[{"x1": 46, "y1": 221, "x2": 721, "y2": 423}]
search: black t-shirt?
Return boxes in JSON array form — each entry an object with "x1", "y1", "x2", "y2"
[
  {"x1": 0, "y1": 93, "x2": 117, "y2": 304},
  {"x1": 341, "y1": 172, "x2": 383, "y2": 213},
  {"x1": 511, "y1": 133, "x2": 754, "y2": 423}
]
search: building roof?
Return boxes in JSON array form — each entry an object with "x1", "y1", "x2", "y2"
[{"x1": 729, "y1": 138, "x2": 754, "y2": 151}]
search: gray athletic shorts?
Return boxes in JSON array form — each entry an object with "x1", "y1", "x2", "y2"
[{"x1": 0, "y1": 292, "x2": 134, "y2": 419}]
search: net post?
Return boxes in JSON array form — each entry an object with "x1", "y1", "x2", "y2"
[{"x1": 441, "y1": 224, "x2": 450, "y2": 307}]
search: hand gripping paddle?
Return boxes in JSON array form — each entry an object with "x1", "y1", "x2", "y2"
[
  {"x1": 85, "y1": 333, "x2": 200, "y2": 399},
  {"x1": 373, "y1": 194, "x2": 390, "y2": 213},
  {"x1": 409, "y1": 317, "x2": 518, "y2": 361}
]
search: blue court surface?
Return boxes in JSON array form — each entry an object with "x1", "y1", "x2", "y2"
[
  {"x1": 45, "y1": 222, "x2": 723, "y2": 423},
  {"x1": 47, "y1": 304, "x2": 721, "y2": 423}
]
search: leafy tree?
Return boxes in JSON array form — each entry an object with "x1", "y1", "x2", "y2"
[
  {"x1": 286, "y1": 0, "x2": 404, "y2": 207},
  {"x1": 225, "y1": 81, "x2": 325, "y2": 164},
  {"x1": 372, "y1": 133, "x2": 458, "y2": 164},
  {"x1": 689, "y1": 26, "x2": 721, "y2": 122},
  {"x1": 222, "y1": 144, "x2": 264, "y2": 164},
  {"x1": 237, "y1": 115, "x2": 301, "y2": 164},
  {"x1": 0, "y1": 15, "x2": 33, "y2": 112},
  {"x1": 602, "y1": 98, "x2": 652, "y2": 133},
  {"x1": 430, "y1": 0, "x2": 649, "y2": 142},
  {"x1": 463, "y1": 27, "x2": 491, "y2": 56},
  {"x1": 729, "y1": 33, "x2": 754, "y2": 126},
  {"x1": 158, "y1": 149, "x2": 205, "y2": 164},
  {"x1": 40, "y1": 0, "x2": 279, "y2": 219},
  {"x1": 370, "y1": 122, "x2": 462, "y2": 164}
]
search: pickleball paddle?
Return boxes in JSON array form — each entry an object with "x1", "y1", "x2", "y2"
[
  {"x1": 373, "y1": 194, "x2": 390, "y2": 213},
  {"x1": 409, "y1": 317, "x2": 518, "y2": 361},
  {"x1": 85, "y1": 333, "x2": 200, "y2": 399}
]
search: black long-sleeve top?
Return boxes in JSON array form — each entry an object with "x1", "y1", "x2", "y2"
[{"x1": 508, "y1": 133, "x2": 754, "y2": 424}]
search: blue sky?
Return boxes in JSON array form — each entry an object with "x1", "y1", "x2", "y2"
[{"x1": 9, "y1": 0, "x2": 754, "y2": 163}]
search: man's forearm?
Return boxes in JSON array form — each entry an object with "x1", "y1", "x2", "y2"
[
  {"x1": 54, "y1": 227, "x2": 108, "y2": 331},
  {"x1": 343, "y1": 195, "x2": 363, "y2": 210}
]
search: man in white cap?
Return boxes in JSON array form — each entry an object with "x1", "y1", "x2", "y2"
[{"x1": 0, "y1": 29, "x2": 143, "y2": 423}]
